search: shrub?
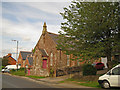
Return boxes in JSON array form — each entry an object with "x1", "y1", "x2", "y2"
[
  {"x1": 82, "y1": 64, "x2": 97, "y2": 76},
  {"x1": 10, "y1": 69, "x2": 16, "y2": 73},
  {"x1": 19, "y1": 68, "x2": 25, "y2": 71},
  {"x1": 50, "y1": 68, "x2": 54, "y2": 77},
  {"x1": 2, "y1": 66, "x2": 5, "y2": 69}
]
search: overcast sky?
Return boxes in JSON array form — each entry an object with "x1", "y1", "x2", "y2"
[{"x1": 1, "y1": 0, "x2": 71, "y2": 59}]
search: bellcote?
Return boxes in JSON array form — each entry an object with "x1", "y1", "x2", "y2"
[{"x1": 42, "y1": 22, "x2": 47, "y2": 35}]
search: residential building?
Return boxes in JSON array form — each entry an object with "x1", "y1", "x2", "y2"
[
  {"x1": 25, "y1": 54, "x2": 33, "y2": 68},
  {"x1": 4, "y1": 53, "x2": 16, "y2": 65},
  {"x1": 18, "y1": 51, "x2": 32, "y2": 67}
]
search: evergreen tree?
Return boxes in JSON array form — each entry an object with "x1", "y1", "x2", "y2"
[{"x1": 57, "y1": 1, "x2": 119, "y2": 68}]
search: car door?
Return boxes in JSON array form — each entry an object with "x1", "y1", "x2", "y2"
[{"x1": 109, "y1": 67, "x2": 120, "y2": 87}]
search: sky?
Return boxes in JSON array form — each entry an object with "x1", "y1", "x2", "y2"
[
  {"x1": 1, "y1": 0, "x2": 119, "y2": 60},
  {"x1": 1, "y1": 0, "x2": 72, "y2": 60}
]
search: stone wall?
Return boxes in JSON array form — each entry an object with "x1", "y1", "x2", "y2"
[
  {"x1": 56, "y1": 66, "x2": 82, "y2": 77},
  {"x1": 31, "y1": 32, "x2": 69, "y2": 76}
]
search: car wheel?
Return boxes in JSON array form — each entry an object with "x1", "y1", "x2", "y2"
[{"x1": 102, "y1": 81, "x2": 110, "y2": 89}]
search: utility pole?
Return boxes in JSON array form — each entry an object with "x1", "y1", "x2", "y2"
[{"x1": 12, "y1": 40, "x2": 19, "y2": 69}]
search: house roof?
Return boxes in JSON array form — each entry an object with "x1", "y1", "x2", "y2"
[
  {"x1": 47, "y1": 32, "x2": 59, "y2": 45},
  {"x1": 39, "y1": 49, "x2": 48, "y2": 57},
  {"x1": 20, "y1": 51, "x2": 32, "y2": 60},
  {"x1": 5, "y1": 54, "x2": 16, "y2": 61},
  {"x1": 27, "y1": 57, "x2": 33, "y2": 65}
]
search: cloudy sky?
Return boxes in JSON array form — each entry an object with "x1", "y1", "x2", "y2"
[
  {"x1": 1, "y1": 0, "x2": 118, "y2": 60},
  {"x1": 1, "y1": 0, "x2": 71, "y2": 59}
]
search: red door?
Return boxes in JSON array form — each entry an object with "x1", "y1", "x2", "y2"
[{"x1": 43, "y1": 59, "x2": 47, "y2": 68}]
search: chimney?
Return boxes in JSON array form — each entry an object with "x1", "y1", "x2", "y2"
[
  {"x1": 42, "y1": 22, "x2": 47, "y2": 35},
  {"x1": 8, "y1": 53, "x2": 12, "y2": 57}
]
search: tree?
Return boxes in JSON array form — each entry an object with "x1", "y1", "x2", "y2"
[
  {"x1": 2, "y1": 56, "x2": 10, "y2": 66},
  {"x1": 57, "y1": 1, "x2": 119, "y2": 68}
]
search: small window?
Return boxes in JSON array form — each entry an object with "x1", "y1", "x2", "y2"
[
  {"x1": 77, "y1": 56, "x2": 80, "y2": 66},
  {"x1": 112, "y1": 67, "x2": 120, "y2": 75},
  {"x1": 18, "y1": 64, "x2": 21, "y2": 66},
  {"x1": 26, "y1": 64, "x2": 28, "y2": 68},
  {"x1": 67, "y1": 55, "x2": 70, "y2": 66},
  {"x1": 50, "y1": 53, "x2": 53, "y2": 66}
]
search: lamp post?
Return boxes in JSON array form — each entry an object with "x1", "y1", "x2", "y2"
[{"x1": 12, "y1": 40, "x2": 19, "y2": 69}]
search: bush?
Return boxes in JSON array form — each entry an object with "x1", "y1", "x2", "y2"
[
  {"x1": 19, "y1": 68, "x2": 25, "y2": 71},
  {"x1": 10, "y1": 69, "x2": 16, "y2": 73},
  {"x1": 2, "y1": 66, "x2": 5, "y2": 69},
  {"x1": 50, "y1": 68, "x2": 54, "y2": 77},
  {"x1": 82, "y1": 64, "x2": 97, "y2": 76}
]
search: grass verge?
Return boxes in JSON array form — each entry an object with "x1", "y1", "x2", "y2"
[
  {"x1": 25, "y1": 75, "x2": 45, "y2": 79},
  {"x1": 11, "y1": 70, "x2": 25, "y2": 76},
  {"x1": 10, "y1": 69, "x2": 25, "y2": 76},
  {"x1": 59, "y1": 78, "x2": 101, "y2": 88},
  {"x1": 10, "y1": 68, "x2": 25, "y2": 76},
  {"x1": 10, "y1": 69, "x2": 46, "y2": 79}
]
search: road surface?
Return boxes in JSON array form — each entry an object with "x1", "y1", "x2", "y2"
[{"x1": 2, "y1": 74, "x2": 53, "y2": 88}]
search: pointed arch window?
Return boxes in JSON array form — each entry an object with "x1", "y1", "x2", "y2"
[
  {"x1": 50, "y1": 53, "x2": 53, "y2": 66},
  {"x1": 67, "y1": 55, "x2": 70, "y2": 66}
]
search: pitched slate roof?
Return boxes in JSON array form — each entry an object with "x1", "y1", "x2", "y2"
[
  {"x1": 27, "y1": 57, "x2": 33, "y2": 65},
  {"x1": 20, "y1": 51, "x2": 32, "y2": 60},
  {"x1": 39, "y1": 49, "x2": 48, "y2": 57},
  {"x1": 47, "y1": 32, "x2": 59, "y2": 45}
]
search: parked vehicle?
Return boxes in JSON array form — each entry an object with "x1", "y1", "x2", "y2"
[
  {"x1": 98, "y1": 64, "x2": 120, "y2": 88},
  {"x1": 1, "y1": 68, "x2": 10, "y2": 73},
  {"x1": 92, "y1": 62, "x2": 105, "y2": 70},
  {"x1": 2, "y1": 65, "x2": 20, "y2": 73}
]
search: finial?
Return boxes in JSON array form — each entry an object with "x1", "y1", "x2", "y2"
[
  {"x1": 43, "y1": 22, "x2": 46, "y2": 27},
  {"x1": 42, "y1": 22, "x2": 47, "y2": 35}
]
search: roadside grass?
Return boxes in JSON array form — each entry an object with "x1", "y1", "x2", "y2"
[
  {"x1": 77, "y1": 81, "x2": 100, "y2": 88},
  {"x1": 10, "y1": 70, "x2": 25, "y2": 76},
  {"x1": 10, "y1": 68, "x2": 26, "y2": 76},
  {"x1": 59, "y1": 78, "x2": 101, "y2": 88},
  {"x1": 10, "y1": 69, "x2": 46, "y2": 79},
  {"x1": 25, "y1": 75, "x2": 45, "y2": 79},
  {"x1": 59, "y1": 81, "x2": 65, "y2": 83}
]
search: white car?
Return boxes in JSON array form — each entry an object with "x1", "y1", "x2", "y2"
[
  {"x1": 2, "y1": 68, "x2": 10, "y2": 73},
  {"x1": 98, "y1": 64, "x2": 120, "y2": 88}
]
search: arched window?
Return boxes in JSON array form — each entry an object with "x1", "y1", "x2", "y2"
[
  {"x1": 77, "y1": 56, "x2": 80, "y2": 66},
  {"x1": 50, "y1": 53, "x2": 53, "y2": 66},
  {"x1": 67, "y1": 55, "x2": 70, "y2": 66}
]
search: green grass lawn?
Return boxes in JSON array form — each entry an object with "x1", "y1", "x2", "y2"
[
  {"x1": 10, "y1": 68, "x2": 26, "y2": 76},
  {"x1": 77, "y1": 81, "x2": 100, "y2": 88},
  {"x1": 11, "y1": 70, "x2": 25, "y2": 76},
  {"x1": 10, "y1": 69, "x2": 45, "y2": 79},
  {"x1": 25, "y1": 75, "x2": 45, "y2": 79},
  {"x1": 59, "y1": 78, "x2": 101, "y2": 88}
]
